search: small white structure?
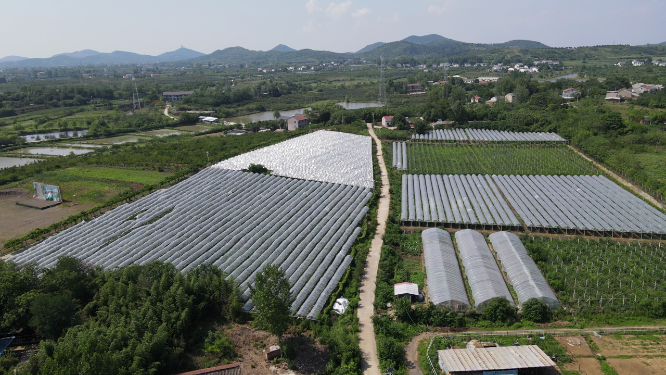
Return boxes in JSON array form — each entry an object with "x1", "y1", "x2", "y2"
[
  {"x1": 382, "y1": 116, "x2": 393, "y2": 127},
  {"x1": 394, "y1": 282, "x2": 419, "y2": 297}
]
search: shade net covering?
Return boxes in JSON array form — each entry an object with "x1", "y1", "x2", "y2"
[
  {"x1": 10, "y1": 169, "x2": 372, "y2": 319},
  {"x1": 492, "y1": 175, "x2": 666, "y2": 234},
  {"x1": 402, "y1": 174, "x2": 520, "y2": 227},
  {"x1": 412, "y1": 129, "x2": 566, "y2": 142},
  {"x1": 422, "y1": 228, "x2": 470, "y2": 311},
  {"x1": 488, "y1": 231, "x2": 560, "y2": 310},
  {"x1": 455, "y1": 229, "x2": 514, "y2": 309},
  {"x1": 213, "y1": 130, "x2": 373, "y2": 189}
]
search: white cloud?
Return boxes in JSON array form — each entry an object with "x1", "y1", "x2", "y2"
[
  {"x1": 326, "y1": 1, "x2": 352, "y2": 19},
  {"x1": 428, "y1": 5, "x2": 445, "y2": 14},
  {"x1": 305, "y1": 0, "x2": 322, "y2": 15},
  {"x1": 303, "y1": 19, "x2": 316, "y2": 32},
  {"x1": 351, "y1": 7, "x2": 371, "y2": 17}
]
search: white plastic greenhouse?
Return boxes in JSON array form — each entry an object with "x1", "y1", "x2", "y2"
[
  {"x1": 10, "y1": 169, "x2": 371, "y2": 319},
  {"x1": 488, "y1": 231, "x2": 560, "y2": 310},
  {"x1": 455, "y1": 229, "x2": 515, "y2": 309},
  {"x1": 412, "y1": 129, "x2": 566, "y2": 142},
  {"x1": 213, "y1": 130, "x2": 374, "y2": 189},
  {"x1": 422, "y1": 228, "x2": 470, "y2": 311}
]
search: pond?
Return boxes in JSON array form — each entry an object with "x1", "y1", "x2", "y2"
[
  {"x1": 0, "y1": 157, "x2": 43, "y2": 169},
  {"x1": 225, "y1": 108, "x2": 309, "y2": 124},
  {"x1": 81, "y1": 135, "x2": 149, "y2": 144},
  {"x1": 20, "y1": 129, "x2": 89, "y2": 142},
  {"x1": 335, "y1": 102, "x2": 383, "y2": 110},
  {"x1": 137, "y1": 129, "x2": 183, "y2": 137},
  {"x1": 17, "y1": 148, "x2": 94, "y2": 156}
]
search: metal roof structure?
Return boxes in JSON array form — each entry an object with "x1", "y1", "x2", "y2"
[
  {"x1": 394, "y1": 282, "x2": 419, "y2": 296},
  {"x1": 437, "y1": 345, "x2": 556, "y2": 373}
]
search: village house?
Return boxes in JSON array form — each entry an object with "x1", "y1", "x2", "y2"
[
  {"x1": 470, "y1": 96, "x2": 482, "y2": 103},
  {"x1": 381, "y1": 116, "x2": 393, "y2": 127},
  {"x1": 287, "y1": 115, "x2": 308, "y2": 131},
  {"x1": 562, "y1": 88, "x2": 582, "y2": 99},
  {"x1": 407, "y1": 83, "x2": 422, "y2": 93},
  {"x1": 505, "y1": 93, "x2": 515, "y2": 103},
  {"x1": 162, "y1": 91, "x2": 195, "y2": 102}
]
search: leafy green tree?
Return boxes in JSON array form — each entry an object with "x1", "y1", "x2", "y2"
[
  {"x1": 515, "y1": 84, "x2": 530, "y2": 104},
  {"x1": 521, "y1": 298, "x2": 549, "y2": 323},
  {"x1": 413, "y1": 118, "x2": 429, "y2": 135},
  {"x1": 273, "y1": 110, "x2": 281, "y2": 120},
  {"x1": 29, "y1": 293, "x2": 77, "y2": 339},
  {"x1": 482, "y1": 297, "x2": 517, "y2": 324},
  {"x1": 250, "y1": 264, "x2": 292, "y2": 341},
  {"x1": 392, "y1": 114, "x2": 407, "y2": 130},
  {"x1": 452, "y1": 102, "x2": 468, "y2": 125},
  {"x1": 245, "y1": 164, "x2": 271, "y2": 174}
]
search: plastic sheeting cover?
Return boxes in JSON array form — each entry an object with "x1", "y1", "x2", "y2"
[
  {"x1": 455, "y1": 229, "x2": 515, "y2": 309},
  {"x1": 422, "y1": 228, "x2": 470, "y2": 311},
  {"x1": 489, "y1": 231, "x2": 560, "y2": 310}
]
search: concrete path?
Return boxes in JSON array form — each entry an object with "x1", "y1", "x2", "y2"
[
  {"x1": 163, "y1": 104, "x2": 176, "y2": 120},
  {"x1": 406, "y1": 325, "x2": 666, "y2": 375},
  {"x1": 359, "y1": 123, "x2": 390, "y2": 375}
]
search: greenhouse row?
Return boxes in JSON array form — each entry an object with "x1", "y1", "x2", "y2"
[
  {"x1": 391, "y1": 142, "x2": 408, "y2": 170},
  {"x1": 421, "y1": 228, "x2": 470, "y2": 311},
  {"x1": 401, "y1": 174, "x2": 521, "y2": 228},
  {"x1": 455, "y1": 229, "x2": 514, "y2": 309},
  {"x1": 10, "y1": 168, "x2": 372, "y2": 319},
  {"x1": 493, "y1": 175, "x2": 666, "y2": 235},
  {"x1": 213, "y1": 130, "x2": 374, "y2": 189},
  {"x1": 488, "y1": 231, "x2": 560, "y2": 310},
  {"x1": 411, "y1": 129, "x2": 566, "y2": 142}
]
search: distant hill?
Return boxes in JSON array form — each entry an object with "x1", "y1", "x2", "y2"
[
  {"x1": 271, "y1": 44, "x2": 296, "y2": 52},
  {"x1": 402, "y1": 34, "x2": 458, "y2": 45},
  {"x1": 356, "y1": 42, "x2": 386, "y2": 54},
  {"x1": 491, "y1": 40, "x2": 550, "y2": 49},
  {"x1": 638, "y1": 41, "x2": 666, "y2": 47},
  {"x1": 54, "y1": 49, "x2": 101, "y2": 59},
  {"x1": 0, "y1": 56, "x2": 28, "y2": 63},
  {"x1": 189, "y1": 46, "x2": 350, "y2": 65},
  {"x1": 0, "y1": 47, "x2": 206, "y2": 67},
  {"x1": 157, "y1": 47, "x2": 205, "y2": 62}
]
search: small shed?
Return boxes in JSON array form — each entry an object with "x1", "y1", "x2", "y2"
[
  {"x1": 437, "y1": 345, "x2": 557, "y2": 375},
  {"x1": 394, "y1": 282, "x2": 419, "y2": 301}
]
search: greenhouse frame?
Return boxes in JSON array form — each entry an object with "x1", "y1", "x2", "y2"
[
  {"x1": 455, "y1": 229, "x2": 515, "y2": 309},
  {"x1": 422, "y1": 228, "x2": 470, "y2": 311},
  {"x1": 412, "y1": 129, "x2": 566, "y2": 142},
  {"x1": 488, "y1": 231, "x2": 560, "y2": 310},
  {"x1": 10, "y1": 169, "x2": 371, "y2": 319}
]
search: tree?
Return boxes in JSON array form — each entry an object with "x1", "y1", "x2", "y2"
[
  {"x1": 515, "y1": 84, "x2": 530, "y2": 104},
  {"x1": 392, "y1": 114, "x2": 406, "y2": 130},
  {"x1": 273, "y1": 110, "x2": 281, "y2": 120},
  {"x1": 29, "y1": 293, "x2": 76, "y2": 339},
  {"x1": 452, "y1": 102, "x2": 468, "y2": 125},
  {"x1": 250, "y1": 264, "x2": 292, "y2": 341},
  {"x1": 482, "y1": 297, "x2": 517, "y2": 324},
  {"x1": 413, "y1": 118, "x2": 429, "y2": 135},
  {"x1": 521, "y1": 298, "x2": 549, "y2": 323},
  {"x1": 245, "y1": 164, "x2": 271, "y2": 174}
]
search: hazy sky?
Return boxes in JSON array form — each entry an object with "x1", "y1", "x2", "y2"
[{"x1": 3, "y1": 0, "x2": 665, "y2": 58}]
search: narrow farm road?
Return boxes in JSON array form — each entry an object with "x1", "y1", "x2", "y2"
[
  {"x1": 163, "y1": 104, "x2": 176, "y2": 120},
  {"x1": 406, "y1": 325, "x2": 666, "y2": 375},
  {"x1": 359, "y1": 124, "x2": 390, "y2": 375}
]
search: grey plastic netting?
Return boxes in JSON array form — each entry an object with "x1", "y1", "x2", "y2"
[
  {"x1": 488, "y1": 231, "x2": 560, "y2": 310},
  {"x1": 422, "y1": 228, "x2": 470, "y2": 311},
  {"x1": 455, "y1": 229, "x2": 514, "y2": 309}
]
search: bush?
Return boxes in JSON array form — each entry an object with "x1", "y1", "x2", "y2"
[
  {"x1": 483, "y1": 297, "x2": 518, "y2": 325},
  {"x1": 521, "y1": 298, "x2": 549, "y2": 323}
]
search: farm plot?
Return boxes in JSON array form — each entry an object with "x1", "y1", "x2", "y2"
[
  {"x1": 523, "y1": 236, "x2": 666, "y2": 316},
  {"x1": 213, "y1": 130, "x2": 373, "y2": 189},
  {"x1": 401, "y1": 174, "x2": 521, "y2": 229},
  {"x1": 10, "y1": 169, "x2": 372, "y2": 319},
  {"x1": 412, "y1": 129, "x2": 566, "y2": 142},
  {"x1": 393, "y1": 143, "x2": 598, "y2": 176},
  {"x1": 494, "y1": 175, "x2": 666, "y2": 235}
]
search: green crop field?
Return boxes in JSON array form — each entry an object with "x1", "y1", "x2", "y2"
[
  {"x1": 396, "y1": 143, "x2": 600, "y2": 176},
  {"x1": 59, "y1": 167, "x2": 172, "y2": 185},
  {"x1": 523, "y1": 236, "x2": 666, "y2": 318}
]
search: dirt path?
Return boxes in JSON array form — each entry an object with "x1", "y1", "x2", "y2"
[
  {"x1": 405, "y1": 326, "x2": 666, "y2": 375},
  {"x1": 163, "y1": 104, "x2": 176, "y2": 120},
  {"x1": 358, "y1": 124, "x2": 390, "y2": 375},
  {"x1": 568, "y1": 145, "x2": 665, "y2": 209}
]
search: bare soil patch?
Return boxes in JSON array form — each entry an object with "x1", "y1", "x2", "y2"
[
  {"x1": 563, "y1": 357, "x2": 603, "y2": 375},
  {"x1": 216, "y1": 324, "x2": 329, "y2": 375},
  {"x1": 0, "y1": 195, "x2": 94, "y2": 253},
  {"x1": 607, "y1": 357, "x2": 666, "y2": 375},
  {"x1": 556, "y1": 336, "x2": 594, "y2": 356},
  {"x1": 592, "y1": 335, "x2": 666, "y2": 357}
]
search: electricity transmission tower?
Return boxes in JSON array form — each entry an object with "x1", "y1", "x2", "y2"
[
  {"x1": 378, "y1": 56, "x2": 387, "y2": 106},
  {"x1": 132, "y1": 78, "x2": 142, "y2": 109}
]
